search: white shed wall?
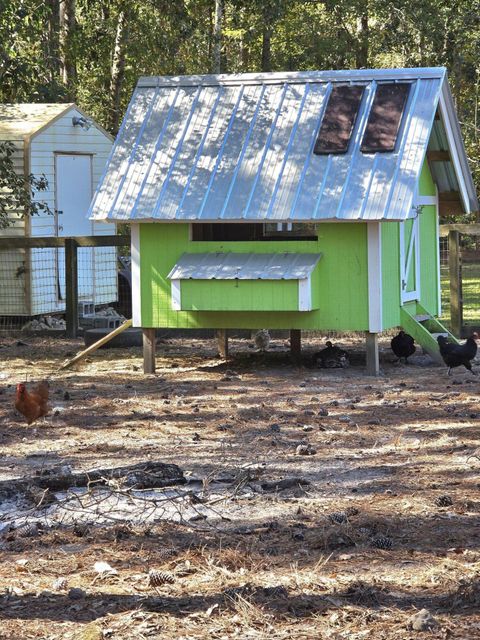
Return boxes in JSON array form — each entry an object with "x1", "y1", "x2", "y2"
[{"x1": 28, "y1": 107, "x2": 116, "y2": 315}]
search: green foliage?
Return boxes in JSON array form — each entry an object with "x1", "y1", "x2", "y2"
[
  {"x1": 0, "y1": 0, "x2": 479, "y2": 213},
  {"x1": 0, "y1": 142, "x2": 51, "y2": 229}
]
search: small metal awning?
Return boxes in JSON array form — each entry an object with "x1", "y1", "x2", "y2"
[{"x1": 167, "y1": 252, "x2": 322, "y2": 280}]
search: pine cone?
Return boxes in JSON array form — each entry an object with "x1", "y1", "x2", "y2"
[
  {"x1": 371, "y1": 536, "x2": 393, "y2": 550},
  {"x1": 328, "y1": 511, "x2": 347, "y2": 524},
  {"x1": 345, "y1": 507, "x2": 359, "y2": 517},
  {"x1": 14, "y1": 523, "x2": 39, "y2": 538},
  {"x1": 148, "y1": 569, "x2": 175, "y2": 588},
  {"x1": 435, "y1": 495, "x2": 453, "y2": 507}
]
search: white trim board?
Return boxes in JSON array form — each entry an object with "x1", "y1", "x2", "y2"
[
  {"x1": 438, "y1": 88, "x2": 470, "y2": 213},
  {"x1": 130, "y1": 224, "x2": 142, "y2": 327},
  {"x1": 367, "y1": 222, "x2": 382, "y2": 332},
  {"x1": 171, "y1": 279, "x2": 181, "y2": 310},
  {"x1": 298, "y1": 277, "x2": 312, "y2": 311},
  {"x1": 435, "y1": 184, "x2": 441, "y2": 315}
]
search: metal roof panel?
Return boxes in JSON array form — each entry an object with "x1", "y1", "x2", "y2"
[
  {"x1": 89, "y1": 67, "x2": 477, "y2": 222},
  {"x1": 167, "y1": 252, "x2": 322, "y2": 280}
]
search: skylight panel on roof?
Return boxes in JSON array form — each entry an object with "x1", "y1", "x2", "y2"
[
  {"x1": 361, "y1": 83, "x2": 410, "y2": 153},
  {"x1": 313, "y1": 85, "x2": 365, "y2": 155}
]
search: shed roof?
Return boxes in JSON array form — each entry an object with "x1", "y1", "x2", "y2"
[
  {"x1": 0, "y1": 103, "x2": 113, "y2": 142},
  {"x1": 167, "y1": 252, "x2": 322, "y2": 280},
  {"x1": 0, "y1": 104, "x2": 73, "y2": 139},
  {"x1": 89, "y1": 68, "x2": 478, "y2": 223}
]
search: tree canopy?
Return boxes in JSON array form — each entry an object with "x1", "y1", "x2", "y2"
[{"x1": 1, "y1": 0, "x2": 479, "y2": 206}]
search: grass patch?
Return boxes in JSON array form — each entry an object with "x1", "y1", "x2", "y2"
[{"x1": 440, "y1": 262, "x2": 480, "y2": 326}]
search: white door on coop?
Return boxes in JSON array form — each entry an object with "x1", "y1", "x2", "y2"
[
  {"x1": 56, "y1": 154, "x2": 94, "y2": 301},
  {"x1": 399, "y1": 216, "x2": 420, "y2": 304}
]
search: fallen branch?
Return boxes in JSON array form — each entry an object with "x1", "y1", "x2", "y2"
[{"x1": 0, "y1": 460, "x2": 185, "y2": 502}]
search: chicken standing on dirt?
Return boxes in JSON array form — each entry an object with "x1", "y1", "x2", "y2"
[
  {"x1": 391, "y1": 330, "x2": 416, "y2": 363},
  {"x1": 15, "y1": 381, "x2": 50, "y2": 424},
  {"x1": 437, "y1": 334, "x2": 478, "y2": 375},
  {"x1": 313, "y1": 341, "x2": 349, "y2": 368},
  {"x1": 254, "y1": 329, "x2": 270, "y2": 352}
]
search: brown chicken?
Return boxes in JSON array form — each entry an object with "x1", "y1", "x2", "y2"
[{"x1": 15, "y1": 381, "x2": 50, "y2": 424}]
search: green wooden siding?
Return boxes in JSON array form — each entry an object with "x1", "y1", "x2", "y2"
[
  {"x1": 419, "y1": 204, "x2": 438, "y2": 316},
  {"x1": 139, "y1": 222, "x2": 369, "y2": 330},
  {"x1": 418, "y1": 159, "x2": 439, "y2": 317},
  {"x1": 180, "y1": 278, "x2": 301, "y2": 311},
  {"x1": 381, "y1": 221, "x2": 400, "y2": 328},
  {"x1": 418, "y1": 160, "x2": 436, "y2": 196}
]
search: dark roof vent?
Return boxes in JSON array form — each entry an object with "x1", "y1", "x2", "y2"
[
  {"x1": 313, "y1": 85, "x2": 365, "y2": 155},
  {"x1": 361, "y1": 83, "x2": 410, "y2": 153}
]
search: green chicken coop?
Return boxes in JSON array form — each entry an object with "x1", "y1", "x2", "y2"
[{"x1": 89, "y1": 67, "x2": 478, "y2": 373}]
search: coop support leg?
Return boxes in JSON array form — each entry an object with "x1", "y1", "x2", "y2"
[
  {"x1": 290, "y1": 329, "x2": 301, "y2": 360},
  {"x1": 143, "y1": 328, "x2": 156, "y2": 374},
  {"x1": 365, "y1": 332, "x2": 380, "y2": 376},
  {"x1": 216, "y1": 329, "x2": 228, "y2": 359}
]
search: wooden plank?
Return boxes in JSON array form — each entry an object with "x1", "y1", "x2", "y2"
[
  {"x1": 448, "y1": 230, "x2": 462, "y2": 338},
  {"x1": 290, "y1": 329, "x2": 301, "y2": 360},
  {"x1": 427, "y1": 150, "x2": 451, "y2": 162},
  {"x1": 439, "y1": 223, "x2": 480, "y2": 237},
  {"x1": 0, "y1": 235, "x2": 130, "y2": 248},
  {"x1": 143, "y1": 328, "x2": 156, "y2": 374},
  {"x1": 58, "y1": 319, "x2": 133, "y2": 370},
  {"x1": 65, "y1": 238, "x2": 78, "y2": 338},
  {"x1": 216, "y1": 329, "x2": 228, "y2": 359},
  {"x1": 365, "y1": 332, "x2": 379, "y2": 376}
]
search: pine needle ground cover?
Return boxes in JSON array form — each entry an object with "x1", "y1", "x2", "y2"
[{"x1": 0, "y1": 337, "x2": 480, "y2": 639}]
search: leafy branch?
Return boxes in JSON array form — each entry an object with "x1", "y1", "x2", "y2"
[{"x1": 0, "y1": 141, "x2": 52, "y2": 229}]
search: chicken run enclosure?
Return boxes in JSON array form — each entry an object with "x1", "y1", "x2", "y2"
[{"x1": 0, "y1": 235, "x2": 132, "y2": 335}]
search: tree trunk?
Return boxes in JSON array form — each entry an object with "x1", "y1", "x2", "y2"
[
  {"x1": 355, "y1": 11, "x2": 369, "y2": 69},
  {"x1": 261, "y1": 25, "x2": 272, "y2": 72},
  {"x1": 59, "y1": 0, "x2": 77, "y2": 96},
  {"x1": 109, "y1": 4, "x2": 130, "y2": 134},
  {"x1": 213, "y1": 0, "x2": 223, "y2": 73},
  {"x1": 44, "y1": 0, "x2": 60, "y2": 85}
]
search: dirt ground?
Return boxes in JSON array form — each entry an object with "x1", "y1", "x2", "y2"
[{"x1": 0, "y1": 334, "x2": 480, "y2": 640}]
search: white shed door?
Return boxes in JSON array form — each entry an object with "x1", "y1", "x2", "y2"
[
  {"x1": 56, "y1": 155, "x2": 93, "y2": 300},
  {"x1": 399, "y1": 217, "x2": 420, "y2": 304}
]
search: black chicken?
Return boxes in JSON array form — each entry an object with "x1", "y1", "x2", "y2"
[
  {"x1": 390, "y1": 331, "x2": 416, "y2": 363},
  {"x1": 437, "y1": 333, "x2": 478, "y2": 375},
  {"x1": 313, "y1": 341, "x2": 349, "y2": 368}
]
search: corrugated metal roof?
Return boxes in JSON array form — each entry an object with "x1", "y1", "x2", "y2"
[
  {"x1": 89, "y1": 67, "x2": 478, "y2": 222},
  {"x1": 0, "y1": 103, "x2": 73, "y2": 139},
  {"x1": 167, "y1": 252, "x2": 322, "y2": 280}
]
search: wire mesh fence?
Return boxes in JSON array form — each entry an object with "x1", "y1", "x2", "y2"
[
  {"x1": 0, "y1": 236, "x2": 130, "y2": 334},
  {"x1": 439, "y1": 227, "x2": 480, "y2": 335}
]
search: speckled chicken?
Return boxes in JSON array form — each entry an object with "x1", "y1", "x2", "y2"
[
  {"x1": 253, "y1": 329, "x2": 270, "y2": 352},
  {"x1": 313, "y1": 341, "x2": 349, "y2": 368}
]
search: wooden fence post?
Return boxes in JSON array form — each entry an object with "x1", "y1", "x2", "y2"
[
  {"x1": 448, "y1": 230, "x2": 463, "y2": 337},
  {"x1": 65, "y1": 238, "x2": 78, "y2": 338}
]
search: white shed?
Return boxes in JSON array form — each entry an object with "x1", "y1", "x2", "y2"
[{"x1": 0, "y1": 103, "x2": 117, "y2": 316}]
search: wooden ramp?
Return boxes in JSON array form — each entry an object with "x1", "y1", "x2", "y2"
[{"x1": 400, "y1": 303, "x2": 459, "y2": 365}]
